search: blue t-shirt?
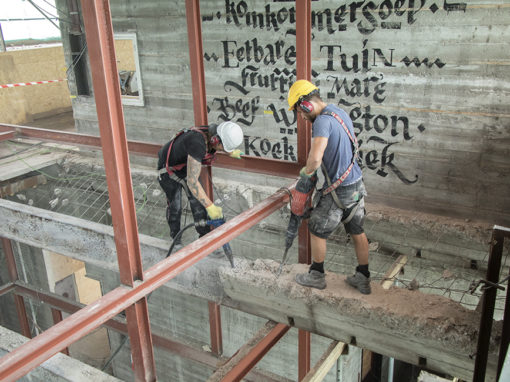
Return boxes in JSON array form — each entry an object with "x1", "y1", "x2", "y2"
[{"x1": 312, "y1": 104, "x2": 362, "y2": 186}]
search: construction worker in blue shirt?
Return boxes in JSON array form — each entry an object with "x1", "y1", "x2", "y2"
[{"x1": 287, "y1": 80, "x2": 371, "y2": 294}]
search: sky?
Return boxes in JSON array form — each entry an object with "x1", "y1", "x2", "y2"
[{"x1": 0, "y1": 0, "x2": 61, "y2": 41}]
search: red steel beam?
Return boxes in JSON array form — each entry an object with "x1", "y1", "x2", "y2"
[
  {"x1": 295, "y1": 0, "x2": 313, "y2": 266},
  {"x1": 0, "y1": 130, "x2": 15, "y2": 141},
  {"x1": 0, "y1": 282, "x2": 15, "y2": 297},
  {"x1": 12, "y1": 283, "x2": 287, "y2": 382},
  {"x1": 185, "y1": 0, "x2": 208, "y2": 125},
  {"x1": 298, "y1": 329, "x2": 311, "y2": 380},
  {"x1": 209, "y1": 322, "x2": 290, "y2": 381},
  {"x1": 0, "y1": 186, "x2": 291, "y2": 381},
  {"x1": 296, "y1": 0, "x2": 312, "y2": 165},
  {"x1": 208, "y1": 301, "x2": 223, "y2": 355},
  {"x1": 0, "y1": 123, "x2": 159, "y2": 156},
  {"x1": 1, "y1": 238, "x2": 32, "y2": 338},
  {"x1": 0, "y1": 124, "x2": 102, "y2": 148},
  {"x1": 14, "y1": 282, "x2": 219, "y2": 364},
  {"x1": 81, "y1": 0, "x2": 144, "y2": 287},
  {"x1": 185, "y1": 0, "x2": 224, "y2": 356},
  {"x1": 50, "y1": 309, "x2": 70, "y2": 355},
  {"x1": 295, "y1": 1, "x2": 313, "y2": 379},
  {"x1": 0, "y1": 123, "x2": 300, "y2": 178},
  {"x1": 80, "y1": 0, "x2": 155, "y2": 380},
  {"x1": 474, "y1": 226, "x2": 510, "y2": 381},
  {"x1": 1, "y1": 237, "x2": 19, "y2": 282}
]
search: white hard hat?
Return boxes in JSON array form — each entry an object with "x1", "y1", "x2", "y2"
[{"x1": 217, "y1": 121, "x2": 243, "y2": 152}]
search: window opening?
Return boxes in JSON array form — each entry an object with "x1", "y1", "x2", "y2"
[{"x1": 114, "y1": 32, "x2": 144, "y2": 106}]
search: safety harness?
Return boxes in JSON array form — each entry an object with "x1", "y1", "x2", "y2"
[
  {"x1": 163, "y1": 126, "x2": 215, "y2": 177},
  {"x1": 321, "y1": 111, "x2": 359, "y2": 195},
  {"x1": 319, "y1": 111, "x2": 362, "y2": 223},
  {"x1": 157, "y1": 126, "x2": 215, "y2": 195}
]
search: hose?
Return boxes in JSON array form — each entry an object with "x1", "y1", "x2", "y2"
[{"x1": 165, "y1": 223, "x2": 195, "y2": 258}]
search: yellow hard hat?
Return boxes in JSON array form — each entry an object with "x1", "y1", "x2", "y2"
[{"x1": 287, "y1": 80, "x2": 318, "y2": 111}]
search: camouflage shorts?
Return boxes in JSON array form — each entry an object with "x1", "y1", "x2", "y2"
[{"x1": 308, "y1": 179, "x2": 367, "y2": 239}]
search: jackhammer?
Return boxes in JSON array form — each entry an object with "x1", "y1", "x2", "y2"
[
  {"x1": 276, "y1": 174, "x2": 317, "y2": 276},
  {"x1": 166, "y1": 218, "x2": 235, "y2": 268}
]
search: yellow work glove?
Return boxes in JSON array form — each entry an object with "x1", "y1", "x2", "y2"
[
  {"x1": 206, "y1": 203, "x2": 223, "y2": 220},
  {"x1": 299, "y1": 166, "x2": 315, "y2": 179},
  {"x1": 229, "y1": 149, "x2": 244, "y2": 159}
]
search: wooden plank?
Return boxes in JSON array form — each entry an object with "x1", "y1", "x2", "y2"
[
  {"x1": 362, "y1": 255, "x2": 409, "y2": 380},
  {"x1": 301, "y1": 341, "x2": 346, "y2": 382},
  {"x1": 381, "y1": 255, "x2": 408, "y2": 290}
]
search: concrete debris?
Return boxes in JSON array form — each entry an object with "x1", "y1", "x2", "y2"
[
  {"x1": 408, "y1": 278, "x2": 419, "y2": 290},
  {"x1": 442, "y1": 269, "x2": 454, "y2": 279},
  {"x1": 368, "y1": 241, "x2": 379, "y2": 251},
  {"x1": 49, "y1": 197, "x2": 59, "y2": 209}
]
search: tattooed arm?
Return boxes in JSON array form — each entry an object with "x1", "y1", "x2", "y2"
[{"x1": 186, "y1": 155, "x2": 212, "y2": 208}]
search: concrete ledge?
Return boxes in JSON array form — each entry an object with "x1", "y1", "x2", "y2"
[
  {"x1": 0, "y1": 325, "x2": 121, "y2": 382},
  {"x1": 219, "y1": 259, "x2": 501, "y2": 381}
]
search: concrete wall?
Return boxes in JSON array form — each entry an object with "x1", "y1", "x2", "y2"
[
  {"x1": 0, "y1": 45, "x2": 72, "y2": 124},
  {"x1": 0, "y1": 325, "x2": 121, "y2": 382},
  {"x1": 62, "y1": 0, "x2": 510, "y2": 225}
]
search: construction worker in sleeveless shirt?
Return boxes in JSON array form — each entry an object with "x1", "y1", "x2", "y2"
[
  {"x1": 288, "y1": 80, "x2": 372, "y2": 294},
  {"x1": 157, "y1": 121, "x2": 244, "y2": 251}
]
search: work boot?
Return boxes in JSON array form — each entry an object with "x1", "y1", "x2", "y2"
[
  {"x1": 346, "y1": 272, "x2": 371, "y2": 294},
  {"x1": 295, "y1": 270, "x2": 326, "y2": 290}
]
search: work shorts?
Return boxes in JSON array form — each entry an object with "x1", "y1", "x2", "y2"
[{"x1": 308, "y1": 179, "x2": 367, "y2": 239}]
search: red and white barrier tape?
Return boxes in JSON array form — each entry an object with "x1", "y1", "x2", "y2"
[{"x1": 0, "y1": 79, "x2": 67, "y2": 89}]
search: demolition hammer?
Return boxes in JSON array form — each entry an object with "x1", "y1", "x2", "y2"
[
  {"x1": 276, "y1": 174, "x2": 317, "y2": 277},
  {"x1": 166, "y1": 218, "x2": 235, "y2": 268}
]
